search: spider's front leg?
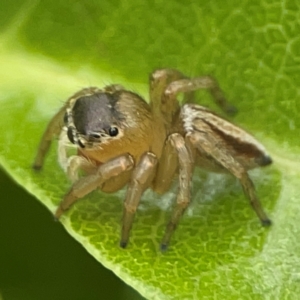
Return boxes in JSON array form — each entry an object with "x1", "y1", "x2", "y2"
[
  {"x1": 120, "y1": 152, "x2": 158, "y2": 248},
  {"x1": 55, "y1": 154, "x2": 134, "y2": 219},
  {"x1": 32, "y1": 105, "x2": 67, "y2": 170}
]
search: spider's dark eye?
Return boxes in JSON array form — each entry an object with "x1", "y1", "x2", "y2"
[{"x1": 108, "y1": 127, "x2": 119, "y2": 137}]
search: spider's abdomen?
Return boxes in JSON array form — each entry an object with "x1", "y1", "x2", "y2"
[{"x1": 181, "y1": 104, "x2": 272, "y2": 171}]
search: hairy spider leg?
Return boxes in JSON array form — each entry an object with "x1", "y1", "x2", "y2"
[
  {"x1": 120, "y1": 152, "x2": 158, "y2": 248},
  {"x1": 188, "y1": 130, "x2": 271, "y2": 225},
  {"x1": 55, "y1": 154, "x2": 134, "y2": 219},
  {"x1": 160, "y1": 133, "x2": 194, "y2": 251}
]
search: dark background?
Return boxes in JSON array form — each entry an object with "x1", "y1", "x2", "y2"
[{"x1": 0, "y1": 167, "x2": 144, "y2": 300}]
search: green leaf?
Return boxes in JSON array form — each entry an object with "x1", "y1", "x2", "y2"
[{"x1": 1, "y1": 1, "x2": 300, "y2": 299}]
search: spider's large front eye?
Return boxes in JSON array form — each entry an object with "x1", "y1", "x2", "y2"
[{"x1": 108, "y1": 127, "x2": 119, "y2": 137}]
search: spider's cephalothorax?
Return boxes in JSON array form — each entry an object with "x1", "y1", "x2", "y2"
[
  {"x1": 64, "y1": 91, "x2": 125, "y2": 148},
  {"x1": 33, "y1": 69, "x2": 272, "y2": 251}
]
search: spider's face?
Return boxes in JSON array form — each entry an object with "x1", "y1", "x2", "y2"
[{"x1": 64, "y1": 92, "x2": 124, "y2": 149}]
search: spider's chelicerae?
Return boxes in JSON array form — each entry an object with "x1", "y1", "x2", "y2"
[{"x1": 33, "y1": 69, "x2": 272, "y2": 251}]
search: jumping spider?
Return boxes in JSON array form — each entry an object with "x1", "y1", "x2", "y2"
[{"x1": 33, "y1": 69, "x2": 272, "y2": 251}]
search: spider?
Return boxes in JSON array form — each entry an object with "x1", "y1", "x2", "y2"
[{"x1": 33, "y1": 68, "x2": 272, "y2": 251}]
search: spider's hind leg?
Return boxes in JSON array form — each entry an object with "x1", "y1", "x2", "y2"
[
  {"x1": 187, "y1": 129, "x2": 271, "y2": 226},
  {"x1": 164, "y1": 75, "x2": 237, "y2": 117}
]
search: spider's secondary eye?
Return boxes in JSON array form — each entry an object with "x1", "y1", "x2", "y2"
[
  {"x1": 90, "y1": 133, "x2": 101, "y2": 139},
  {"x1": 63, "y1": 112, "x2": 68, "y2": 125},
  {"x1": 67, "y1": 127, "x2": 75, "y2": 144},
  {"x1": 78, "y1": 139, "x2": 85, "y2": 148},
  {"x1": 108, "y1": 127, "x2": 119, "y2": 137}
]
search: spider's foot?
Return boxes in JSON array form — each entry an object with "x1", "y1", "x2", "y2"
[
  {"x1": 119, "y1": 240, "x2": 128, "y2": 248},
  {"x1": 261, "y1": 218, "x2": 272, "y2": 227},
  {"x1": 259, "y1": 155, "x2": 273, "y2": 167},
  {"x1": 54, "y1": 206, "x2": 64, "y2": 221},
  {"x1": 225, "y1": 105, "x2": 238, "y2": 116},
  {"x1": 160, "y1": 243, "x2": 168, "y2": 252},
  {"x1": 32, "y1": 164, "x2": 42, "y2": 171}
]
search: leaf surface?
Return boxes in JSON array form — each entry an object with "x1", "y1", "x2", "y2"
[{"x1": 0, "y1": 1, "x2": 299, "y2": 299}]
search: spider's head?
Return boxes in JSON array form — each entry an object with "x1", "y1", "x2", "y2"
[{"x1": 64, "y1": 91, "x2": 124, "y2": 149}]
